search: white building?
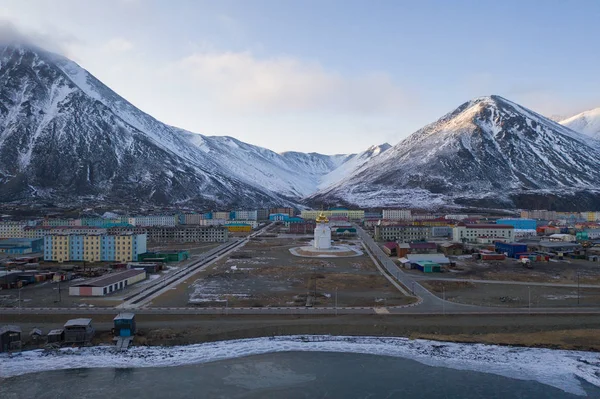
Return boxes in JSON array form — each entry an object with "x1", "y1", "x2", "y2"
[
  {"x1": 69, "y1": 269, "x2": 146, "y2": 296},
  {"x1": 314, "y1": 213, "x2": 332, "y2": 250},
  {"x1": 200, "y1": 219, "x2": 227, "y2": 226},
  {"x1": 548, "y1": 233, "x2": 576, "y2": 242},
  {"x1": 213, "y1": 212, "x2": 230, "y2": 220},
  {"x1": 445, "y1": 214, "x2": 470, "y2": 220},
  {"x1": 382, "y1": 209, "x2": 412, "y2": 220},
  {"x1": 452, "y1": 224, "x2": 514, "y2": 243},
  {"x1": 131, "y1": 215, "x2": 178, "y2": 227},
  {"x1": 232, "y1": 210, "x2": 258, "y2": 221}
]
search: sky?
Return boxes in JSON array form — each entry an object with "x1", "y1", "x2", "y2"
[{"x1": 1, "y1": 0, "x2": 600, "y2": 154}]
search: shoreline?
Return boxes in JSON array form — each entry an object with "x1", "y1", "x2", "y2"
[
  {"x1": 2, "y1": 334, "x2": 600, "y2": 396},
  {"x1": 4, "y1": 313, "x2": 600, "y2": 352}
]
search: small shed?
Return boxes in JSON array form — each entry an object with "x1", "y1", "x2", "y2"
[
  {"x1": 0, "y1": 325, "x2": 22, "y2": 352},
  {"x1": 113, "y1": 313, "x2": 136, "y2": 337},
  {"x1": 414, "y1": 261, "x2": 442, "y2": 273},
  {"x1": 47, "y1": 329, "x2": 65, "y2": 343},
  {"x1": 29, "y1": 328, "x2": 43, "y2": 342},
  {"x1": 64, "y1": 318, "x2": 95, "y2": 344}
]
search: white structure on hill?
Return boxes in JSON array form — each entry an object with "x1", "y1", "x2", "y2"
[{"x1": 314, "y1": 212, "x2": 332, "y2": 250}]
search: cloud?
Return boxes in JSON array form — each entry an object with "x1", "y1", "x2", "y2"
[
  {"x1": 0, "y1": 18, "x2": 81, "y2": 55},
  {"x1": 102, "y1": 38, "x2": 134, "y2": 53},
  {"x1": 174, "y1": 50, "x2": 409, "y2": 114}
]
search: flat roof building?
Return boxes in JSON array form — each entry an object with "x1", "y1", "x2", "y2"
[{"x1": 69, "y1": 269, "x2": 146, "y2": 296}]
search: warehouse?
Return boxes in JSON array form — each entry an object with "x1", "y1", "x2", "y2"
[
  {"x1": 69, "y1": 269, "x2": 146, "y2": 296},
  {"x1": 138, "y1": 250, "x2": 188, "y2": 262},
  {"x1": 495, "y1": 242, "x2": 528, "y2": 258}
]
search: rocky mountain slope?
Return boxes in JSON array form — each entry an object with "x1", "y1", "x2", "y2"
[
  {"x1": 560, "y1": 108, "x2": 600, "y2": 140},
  {"x1": 311, "y1": 96, "x2": 600, "y2": 210},
  {"x1": 0, "y1": 44, "x2": 369, "y2": 208}
]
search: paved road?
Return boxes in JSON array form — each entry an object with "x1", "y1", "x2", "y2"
[
  {"x1": 3, "y1": 224, "x2": 600, "y2": 316},
  {"x1": 410, "y1": 275, "x2": 600, "y2": 289},
  {"x1": 356, "y1": 225, "x2": 480, "y2": 313}
]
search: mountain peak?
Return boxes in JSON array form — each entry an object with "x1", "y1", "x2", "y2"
[
  {"x1": 312, "y1": 96, "x2": 600, "y2": 210},
  {"x1": 560, "y1": 107, "x2": 600, "y2": 139}
]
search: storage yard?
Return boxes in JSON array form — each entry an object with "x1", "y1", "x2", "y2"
[
  {"x1": 149, "y1": 234, "x2": 412, "y2": 308},
  {"x1": 421, "y1": 280, "x2": 600, "y2": 308},
  {"x1": 444, "y1": 256, "x2": 600, "y2": 284}
]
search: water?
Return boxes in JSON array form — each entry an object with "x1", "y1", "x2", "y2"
[{"x1": 2, "y1": 351, "x2": 599, "y2": 398}]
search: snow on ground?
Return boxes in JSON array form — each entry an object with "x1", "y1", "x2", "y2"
[{"x1": 1, "y1": 336, "x2": 599, "y2": 396}]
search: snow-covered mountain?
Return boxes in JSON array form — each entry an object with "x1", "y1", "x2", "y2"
[
  {"x1": 317, "y1": 143, "x2": 391, "y2": 190},
  {"x1": 311, "y1": 96, "x2": 600, "y2": 210},
  {"x1": 560, "y1": 108, "x2": 600, "y2": 140},
  {"x1": 0, "y1": 44, "x2": 361, "y2": 207}
]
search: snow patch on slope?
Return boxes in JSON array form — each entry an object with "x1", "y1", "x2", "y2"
[{"x1": 561, "y1": 108, "x2": 600, "y2": 140}]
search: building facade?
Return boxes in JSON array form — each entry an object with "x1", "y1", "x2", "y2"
[
  {"x1": 452, "y1": 224, "x2": 514, "y2": 243},
  {"x1": 0, "y1": 222, "x2": 27, "y2": 239},
  {"x1": 231, "y1": 210, "x2": 258, "y2": 220},
  {"x1": 374, "y1": 225, "x2": 432, "y2": 242},
  {"x1": 496, "y1": 218, "x2": 536, "y2": 230},
  {"x1": 44, "y1": 233, "x2": 147, "y2": 263},
  {"x1": 130, "y1": 215, "x2": 178, "y2": 227},
  {"x1": 382, "y1": 209, "x2": 412, "y2": 220},
  {"x1": 145, "y1": 226, "x2": 228, "y2": 243},
  {"x1": 301, "y1": 209, "x2": 365, "y2": 221}
]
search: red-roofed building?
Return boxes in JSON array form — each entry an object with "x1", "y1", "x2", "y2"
[{"x1": 383, "y1": 242, "x2": 399, "y2": 256}]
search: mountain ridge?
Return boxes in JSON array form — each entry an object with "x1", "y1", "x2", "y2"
[
  {"x1": 310, "y1": 95, "x2": 600, "y2": 210},
  {"x1": 0, "y1": 44, "x2": 388, "y2": 208}
]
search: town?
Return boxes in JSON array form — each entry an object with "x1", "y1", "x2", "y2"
[{"x1": 2, "y1": 205, "x2": 600, "y2": 352}]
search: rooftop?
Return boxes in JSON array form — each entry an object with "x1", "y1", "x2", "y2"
[
  {"x1": 64, "y1": 318, "x2": 92, "y2": 327},
  {"x1": 0, "y1": 325, "x2": 22, "y2": 334},
  {"x1": 114, "y1": 313, "x2": 135, "y2": 321},
  {"x1": 71, "y1": 269, "x2": 145, "y2": 288}
]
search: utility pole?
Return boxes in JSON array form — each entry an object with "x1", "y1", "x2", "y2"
[
  {"x1": 226, "y1": 298, "x2": 228, "y2": 316},
  {"x1": 528, "y1": 286, "x2": 531, "y2": 314},
  {"x1": 335, "y1": 287, "x2": 338, "y2": 316},
  {"x1": 577, "y1": 272, "x2": 580, "y2": 305},
  {"x1": 442, "y1": 285, "x2": 445, "y2": 316}
]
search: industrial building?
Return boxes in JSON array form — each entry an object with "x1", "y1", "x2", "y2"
[
  {"x1": 138, "y1": 250, "x2": 189, "y2": 262},
  {"x1": 0, "y1": 238, "x2": 44, "y2": 254},
  {"x1": 69, "y1": 269, "x2": 146, "y2": 296},
  {"x1": 494, "y1": 242, "x2": 528, "y2": 258},
  {"x1": 496, "y1": 218, "x2": 537, "y2": 230}
]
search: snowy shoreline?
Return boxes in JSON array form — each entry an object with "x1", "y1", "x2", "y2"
[{"x1": 1, "y1": 335, "x2": 600, "y2": 396}]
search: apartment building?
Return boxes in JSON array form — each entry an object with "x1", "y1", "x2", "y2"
[
  {"x1": 382, "y1": 209, "x2": 412, "y2": 220},
  {"x1": 452, "y1": 224, "x2": 514, "y2": 243},
  {"x1": 374, "y1": 225, "x2": 432, "y2": 242}
]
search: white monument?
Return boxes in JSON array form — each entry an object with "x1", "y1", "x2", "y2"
[{"x1": 314, "y1": 212, "x2": 332, "y2": 250}]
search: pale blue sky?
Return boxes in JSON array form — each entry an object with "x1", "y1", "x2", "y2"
[{"x1": 1, "y1": 0, "x2": 599, "y2": 153}]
